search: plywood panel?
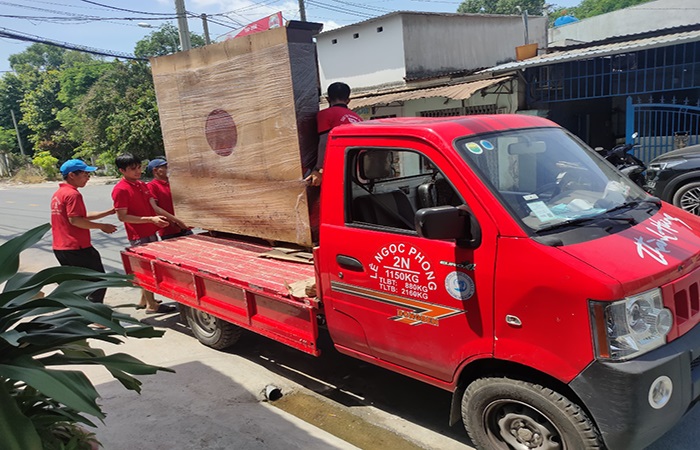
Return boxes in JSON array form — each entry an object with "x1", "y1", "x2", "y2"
[{"x1": 151, "y1": 23, "x2": 321, "y2": 246}]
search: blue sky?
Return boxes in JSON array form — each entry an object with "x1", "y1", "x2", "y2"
[{"x1": 0, "y1": 0, "x2": 580, "y2": 73}]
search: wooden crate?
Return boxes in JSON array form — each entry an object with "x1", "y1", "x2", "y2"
[{"x1": 150, "y1": 22, "x2": 322, "y2": 246}]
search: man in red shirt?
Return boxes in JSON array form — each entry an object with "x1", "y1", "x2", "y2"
[
  {"x1": 146, "y1": 158, "x2": 192, "y2": 240},
  {"x1": 51, "y1": 159, "x2": 117, "y2": 303},
  {"x1": 112, "y1": 153, "x2": 187, "y2": 313},
  {"x1": 306, "y1": 82, "x2": 363, "y2": 186}
]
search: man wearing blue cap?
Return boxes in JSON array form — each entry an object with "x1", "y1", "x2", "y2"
[
  {"x1": 50, "y1": 159, "x2": 117, "y2": 303},
  {"x1": 147, "y1": 158, "x2": 192, "y2": 240}
]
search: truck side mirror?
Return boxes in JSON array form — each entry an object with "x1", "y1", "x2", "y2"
[{"x1": 415, "y1": 206, "x2": 481, "y2": 248}]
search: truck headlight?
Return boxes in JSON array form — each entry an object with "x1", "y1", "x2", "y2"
[{"x1": 589, "y1": 288, "x2": 672, "y2": 361}]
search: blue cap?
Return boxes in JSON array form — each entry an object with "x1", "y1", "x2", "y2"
[
  {"x1": 147, "y1": 158, "x2": 167, "y2": 172},
  {"x1": 60, "y1": 159, "x2": 97, "y2": 177}
]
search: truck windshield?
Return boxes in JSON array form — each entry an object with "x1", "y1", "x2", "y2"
[{"x1": 455, "y1": 127, "x2": 649, "y2": 233}]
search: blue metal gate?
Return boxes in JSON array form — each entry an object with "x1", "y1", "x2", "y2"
[{"x1": 626, "y1": 96, "x2": 700, "y2": 163}]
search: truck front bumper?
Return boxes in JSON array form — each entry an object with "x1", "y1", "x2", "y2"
[{"x1": 569, "y1": 323, "x2": 700, "y2": 450}]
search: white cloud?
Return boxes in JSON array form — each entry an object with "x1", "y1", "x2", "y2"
[{"x1": 322, "y1": 20, "x2": 341, "y2": 32}]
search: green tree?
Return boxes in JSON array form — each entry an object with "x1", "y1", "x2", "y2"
[
  {"x1": 458, "y1": 0, "x2": 544, "y2": 15},
  {"x1": 134, "y1": 23, "x2": 206, "y2": 58},
  {"x1": 75, "y1": 61, "x2": 164, "y2": 160},
  {"x1": 8, "y1": 44, "x2": 66, "y2": 74},
  {"x1": 0, "y1": 74, "x2": 25, "y2": 132},
  {"x1": 574, "y1": 0, "x2": 647, "y2": 19},
  {"x1": 31, "y1": 150, "x2": 59, "y2": 179},
  {"x1": 58, "y1": 62, "x2": 110, "y2": 107},
  {"x1": 0, "y1": 127, "x2": 16, "y2": 153},
  {"x1": 19, "y1": 70, "x2": 76, "y2": 161}
]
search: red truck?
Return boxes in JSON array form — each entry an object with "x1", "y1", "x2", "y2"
[{"x1": 122, "y1": 114, "x2": 700, "y2": 450}]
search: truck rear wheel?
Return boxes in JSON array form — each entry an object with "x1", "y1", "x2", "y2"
[
  {"x1": 185, "y1": 307, "x2": 242, "y2": 350},
  {"x1": 462, "y1": 377, "x2": 602, "y2": 450}
]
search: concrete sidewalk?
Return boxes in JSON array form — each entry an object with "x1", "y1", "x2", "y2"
[
  {"x1": 84, "y1": 292, "x2": 359, "y2": 450},
  {"x1": 82, "y1": 287, "x2": 470, "y2": 450}
]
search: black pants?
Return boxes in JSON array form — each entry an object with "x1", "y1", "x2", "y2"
[{"x1": 53, "y1": 246, "x2": 106, "y2": 303}]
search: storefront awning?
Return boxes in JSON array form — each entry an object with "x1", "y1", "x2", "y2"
[{"x1": 350, "y1": 76, "x2": 512, "y2": 109}]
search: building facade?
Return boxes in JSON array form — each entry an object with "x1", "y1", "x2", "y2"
[{"x1": 316, "y1": 12, "x2": 547, "y2": 118}]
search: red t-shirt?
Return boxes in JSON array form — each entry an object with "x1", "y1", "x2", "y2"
[
  {"x1": 147, "y1": 179, "x2": 179, "y2": 236},
  {"x1": 112, "y1": 178, "x2": 159, "y2": 241},
  {"x1": 51, "y1": 183, "x2": 91, "y2": 250},
  {"x1": 317, "y1": 104, "x2": 362, "y2": 134}
]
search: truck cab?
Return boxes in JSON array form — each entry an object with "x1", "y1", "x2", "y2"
[
  {"x1": 123, "y1": 114, "x2": 700, "y2": 449},
  {"x1": 317, "y1": 115, "x2": 700, "y2": 449}
]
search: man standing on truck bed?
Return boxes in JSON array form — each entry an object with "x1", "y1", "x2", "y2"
[
  {"x1": 51, "y1": 159, "x2": 118, "y2": 304},
  {"x1": 111, "y1": 153, "x2": 185, "y2": 313},
  {"x1": 305, "y1": 82, "x2": 362, "y2": 187},
  {"x1": 146, "y1": 158, "x2": 192, "y2": 240}
]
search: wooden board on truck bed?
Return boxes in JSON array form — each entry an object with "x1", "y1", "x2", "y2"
[
  {"x1": 121, "y1": 234, "x2": 321, "y2": 355},
  {"x1": 150, "y1": 22, "x2": 322, "y2": 247},
  {"x1": 125, "y1": 234, "x2": 315, "y2": 296}
]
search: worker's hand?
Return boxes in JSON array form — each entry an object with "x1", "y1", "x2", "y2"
[
  {"x1": 174, "y1": 218, "x2": 188, "y2": 230},
  {"x1": 304, "y1": 170, "x2": 323, "y2": 187},
  {"x1": 151, "y1": 216, "x2": 170, "y2": 228},
  {"x1": 99, "y1": 223, "x2": 118, "y2": 234}
]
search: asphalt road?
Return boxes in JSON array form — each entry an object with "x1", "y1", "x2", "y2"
[{"x1": 1, "y1": 179, "x2": 699, "y2": 450}]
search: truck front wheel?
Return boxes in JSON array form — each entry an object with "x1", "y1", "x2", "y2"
[
  {"x1": 185, "y1": 307, "x2": 242, "y2": 350},
  {"x1": 462, "y1": 378, "x2": 602, "y2": 450}
]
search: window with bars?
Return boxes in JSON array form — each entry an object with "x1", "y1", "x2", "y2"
[{"x1": 528, "y1": 41, "x2": 700, "y2": 103}]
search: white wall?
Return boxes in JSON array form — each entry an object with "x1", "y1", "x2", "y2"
[
  {"x1": 549, "y1": 0, "x2": 700, "y2": 45},
  {"x1": 318, "y1": 13, "x2": 548, "y2": 93},
  {"x1": 317, "y1": 14, "x2": 406, "y2": 93},
  {"x1": 366, "y1": 79, "x2": 520, "y2": 118},
  {"x1": 402, "y1": 14, "x2": 547, "y2": 80}
]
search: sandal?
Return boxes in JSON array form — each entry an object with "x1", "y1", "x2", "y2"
[
  {"x1": 136, "y1": 299, "x2": 162, "y2": 309},
  {"x1": 145, "y1": 304, "x2": 177, "y2": 314}
]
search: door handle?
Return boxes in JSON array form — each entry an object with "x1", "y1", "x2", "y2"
[{"x1": 336, "y1": 255, "x2": 364, "y2": 272}]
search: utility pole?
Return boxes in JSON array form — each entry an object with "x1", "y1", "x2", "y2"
[
  {"x1": 523, "y1": 9, "x2": 529, "y2": 44},
  {"x1": 174, "y1": 0, "x2": 192, "y2": 51},
  {"x1": 298, "y1": 0, "x2": 307, "y2": 21},
  {"x1": 10, "y1": 109, "x2": 25, "y2": 156},
  {"x1": 515, "y1": 6, "x2": 529, "y2": 45},
  {"x1": 201, "y1": 13, "x2": 211, "y2": 44}
]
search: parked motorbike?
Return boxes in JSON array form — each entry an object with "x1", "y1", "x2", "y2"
[{"x1": 595, "y1": 132, "x2": 646, "y2": 187}]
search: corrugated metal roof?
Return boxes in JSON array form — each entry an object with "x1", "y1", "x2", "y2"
[
  {"x1": 482, "y1": 28, "x2": 700, "y2": 74},
  {"x1": 349, "y1": 76, "x2": 512, "y2": 109}
]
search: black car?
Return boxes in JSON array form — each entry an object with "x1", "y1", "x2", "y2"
[{"x1": 644, "y1": 143, "x2": 700, "y2": 215}]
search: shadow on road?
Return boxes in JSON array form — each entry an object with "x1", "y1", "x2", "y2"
[{"x1": 141, "y1": 312, "x2": 473, "y2": 447}]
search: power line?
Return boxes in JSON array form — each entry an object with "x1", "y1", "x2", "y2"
[
  {"x1": 185, "y1": 10, "x2": 239, "y2": 29},
  {"x1": 0, "y1": 14, "x2": 178, "y2": 22},
  {"x1": 0, "y1": 26, "x2": 145, "y2": 61},
  {"x1": 328, "y1": 0, "x2": 390, "y2": 14},
  {"x1": 78, "y1": 0, "x2": 170, "y2": 16},
  {"x1": 305, "y1": 0, "x2": 375, "y2": 18}
]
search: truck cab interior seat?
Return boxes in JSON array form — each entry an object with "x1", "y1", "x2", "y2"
[
  {"x1": 417, "y1": 181, "x2": 437, "y2": 209},
  {"x1": 417, "y1": 178, "x2": 462, "y2": 209},
  {"x1": 353, "y1": 191, "x2": 416, "y2": 229}
]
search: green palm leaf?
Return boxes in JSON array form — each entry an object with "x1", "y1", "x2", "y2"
[
  {"x1": 0, "y1": 224, "x2": 173, "y2": 448},
  {"x1": 0, "y1": 223, "x2": 51, "y2": 285}
]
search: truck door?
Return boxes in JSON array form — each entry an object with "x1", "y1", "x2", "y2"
[{"x1": 320, "y1": 143, "x2": 496, "y2": 382}]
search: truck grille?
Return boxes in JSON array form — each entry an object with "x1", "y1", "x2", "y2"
[
  {"x1": 664, "y1": 266, "x2": 700, "y2": 340},
  {"x1": 692, "y1": 356, "x2": 700, "y2": 371},
  {"x1": 674, "y1": 282, "x2": 700, "y2": 326}
]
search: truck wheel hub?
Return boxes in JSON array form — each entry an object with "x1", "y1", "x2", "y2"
[{"x1": 488, "y1": 401, "x2": 561, "y2": 450}]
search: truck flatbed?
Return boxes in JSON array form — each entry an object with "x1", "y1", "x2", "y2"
[{"x1": 121, "y1": 234, "x2": 320, "y2": 355}]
